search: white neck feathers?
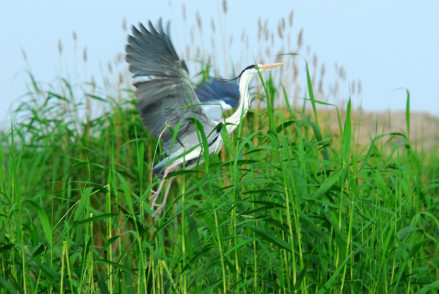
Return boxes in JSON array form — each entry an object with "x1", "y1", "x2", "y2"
[{"x1": 224, "y1": 70, "x2": 255, "y2": 133}]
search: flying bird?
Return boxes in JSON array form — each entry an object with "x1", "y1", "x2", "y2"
[{"x1": 125, "y1": 19, "x2": 283, "y2": 216}]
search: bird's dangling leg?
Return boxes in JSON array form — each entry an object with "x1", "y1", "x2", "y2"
[
  {"x1": 149, "y1": 178, "x2": 167, "y2": 207},
  {"x1": 149, "y1": 161, "x2": 180, "y2": 216},
  {"x1": 152, "y1": 177, "x2": 175, "y2": 217}
]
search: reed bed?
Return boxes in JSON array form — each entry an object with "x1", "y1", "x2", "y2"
[{"x1": 1, "y1": 3, "x2": 438, "y2": 293}]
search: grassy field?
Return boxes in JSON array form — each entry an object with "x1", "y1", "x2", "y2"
[{"x1": 1, "y1": 61, "x2": 438, "y2": 293}]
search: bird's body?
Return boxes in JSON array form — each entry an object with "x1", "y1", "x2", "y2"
[{"x1": 125, "y1": 19, "x2": 282, "y2": 216}]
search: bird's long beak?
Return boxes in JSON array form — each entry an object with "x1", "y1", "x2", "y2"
[{"x1": 259, "y1": 63, "x2": 284, "y2": 71}]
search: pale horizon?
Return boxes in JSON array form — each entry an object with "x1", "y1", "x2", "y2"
[{"x1": 1, "y1": 1, "x2": 438, "y2": 129}]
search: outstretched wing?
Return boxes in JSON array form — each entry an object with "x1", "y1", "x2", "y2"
[
  {"x1": 125, "y1": 19, "x2": 217, "y2": 154},
  {"x1": 195, "y1": 79, "x2": 240, "y2": 122}
]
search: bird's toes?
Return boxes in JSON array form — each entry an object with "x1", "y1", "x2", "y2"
[
  {"x1": 149, "y1": 191, "x2": 159, "y2": 200},
  {"x1": 153, "y1": 206, "x2": 164, "y2": 217},
  {"x1": 152, "y1": 208, "x2": 163, "y2": 218}
]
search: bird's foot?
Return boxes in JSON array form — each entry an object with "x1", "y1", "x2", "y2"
[
  {"x1": 149, "y1": 189, "x2": 160, "y2": 204},
  {"x1": 152, "y1": 202, "x2": 166, "y2": 218},
  {"x1": 149, "y1": 177, "x2": 174, "y2": 218},
  {"x1": 149, "y1": 178, "x2": 166, "y2": 206}
]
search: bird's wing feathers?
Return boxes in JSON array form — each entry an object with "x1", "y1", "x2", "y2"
[
  {"x1": 126, "y1": 20, "x2": 217, "y2": 154},
  {"x1": 195, "y1": 79, "x2": 240, "y2": 121},
  {"x1": 195, "y1": 79, "x2": 240, "y2": 106}
]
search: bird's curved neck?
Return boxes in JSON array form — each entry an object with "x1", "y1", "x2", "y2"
[{"x1": 225, "y1": 71, "x2": 254, "y2": 133}]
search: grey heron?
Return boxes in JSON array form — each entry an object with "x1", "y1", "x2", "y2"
[{"x1": 125, "y1": 19, "x2": 283, "y2": 216}]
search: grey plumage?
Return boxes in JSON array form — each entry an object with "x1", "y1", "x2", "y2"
[
  {"x1": 126, "y1": 20, "x2": 222, "y2": 177},
  {"x1": 195, "y1": 79, "x2": 240, "y2": 121}
]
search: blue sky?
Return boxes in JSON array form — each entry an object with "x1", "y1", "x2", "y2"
[{"x1": 1, "y1": 1, "x2": 438, "y2": 128}]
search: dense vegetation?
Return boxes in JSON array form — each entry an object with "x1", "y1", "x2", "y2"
[{"x1": 1, "y1": 61, "x2": 438, "y2": 293}]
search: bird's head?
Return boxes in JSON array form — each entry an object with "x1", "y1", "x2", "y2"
[{"x1": 240, "y1": 63, "x2": 284, "y2": 76}]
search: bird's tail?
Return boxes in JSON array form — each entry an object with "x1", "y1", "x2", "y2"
[
  {"x1": 152, "y1": 159, "x2": 167, "y2": 178},
  {"x1": 153, "y1": 155, "x2": 181, "y2": 178}
]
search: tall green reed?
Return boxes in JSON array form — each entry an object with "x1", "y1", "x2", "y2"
[{"x1": 1, "y1": 7, "x2": 439, "y2": 289}]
